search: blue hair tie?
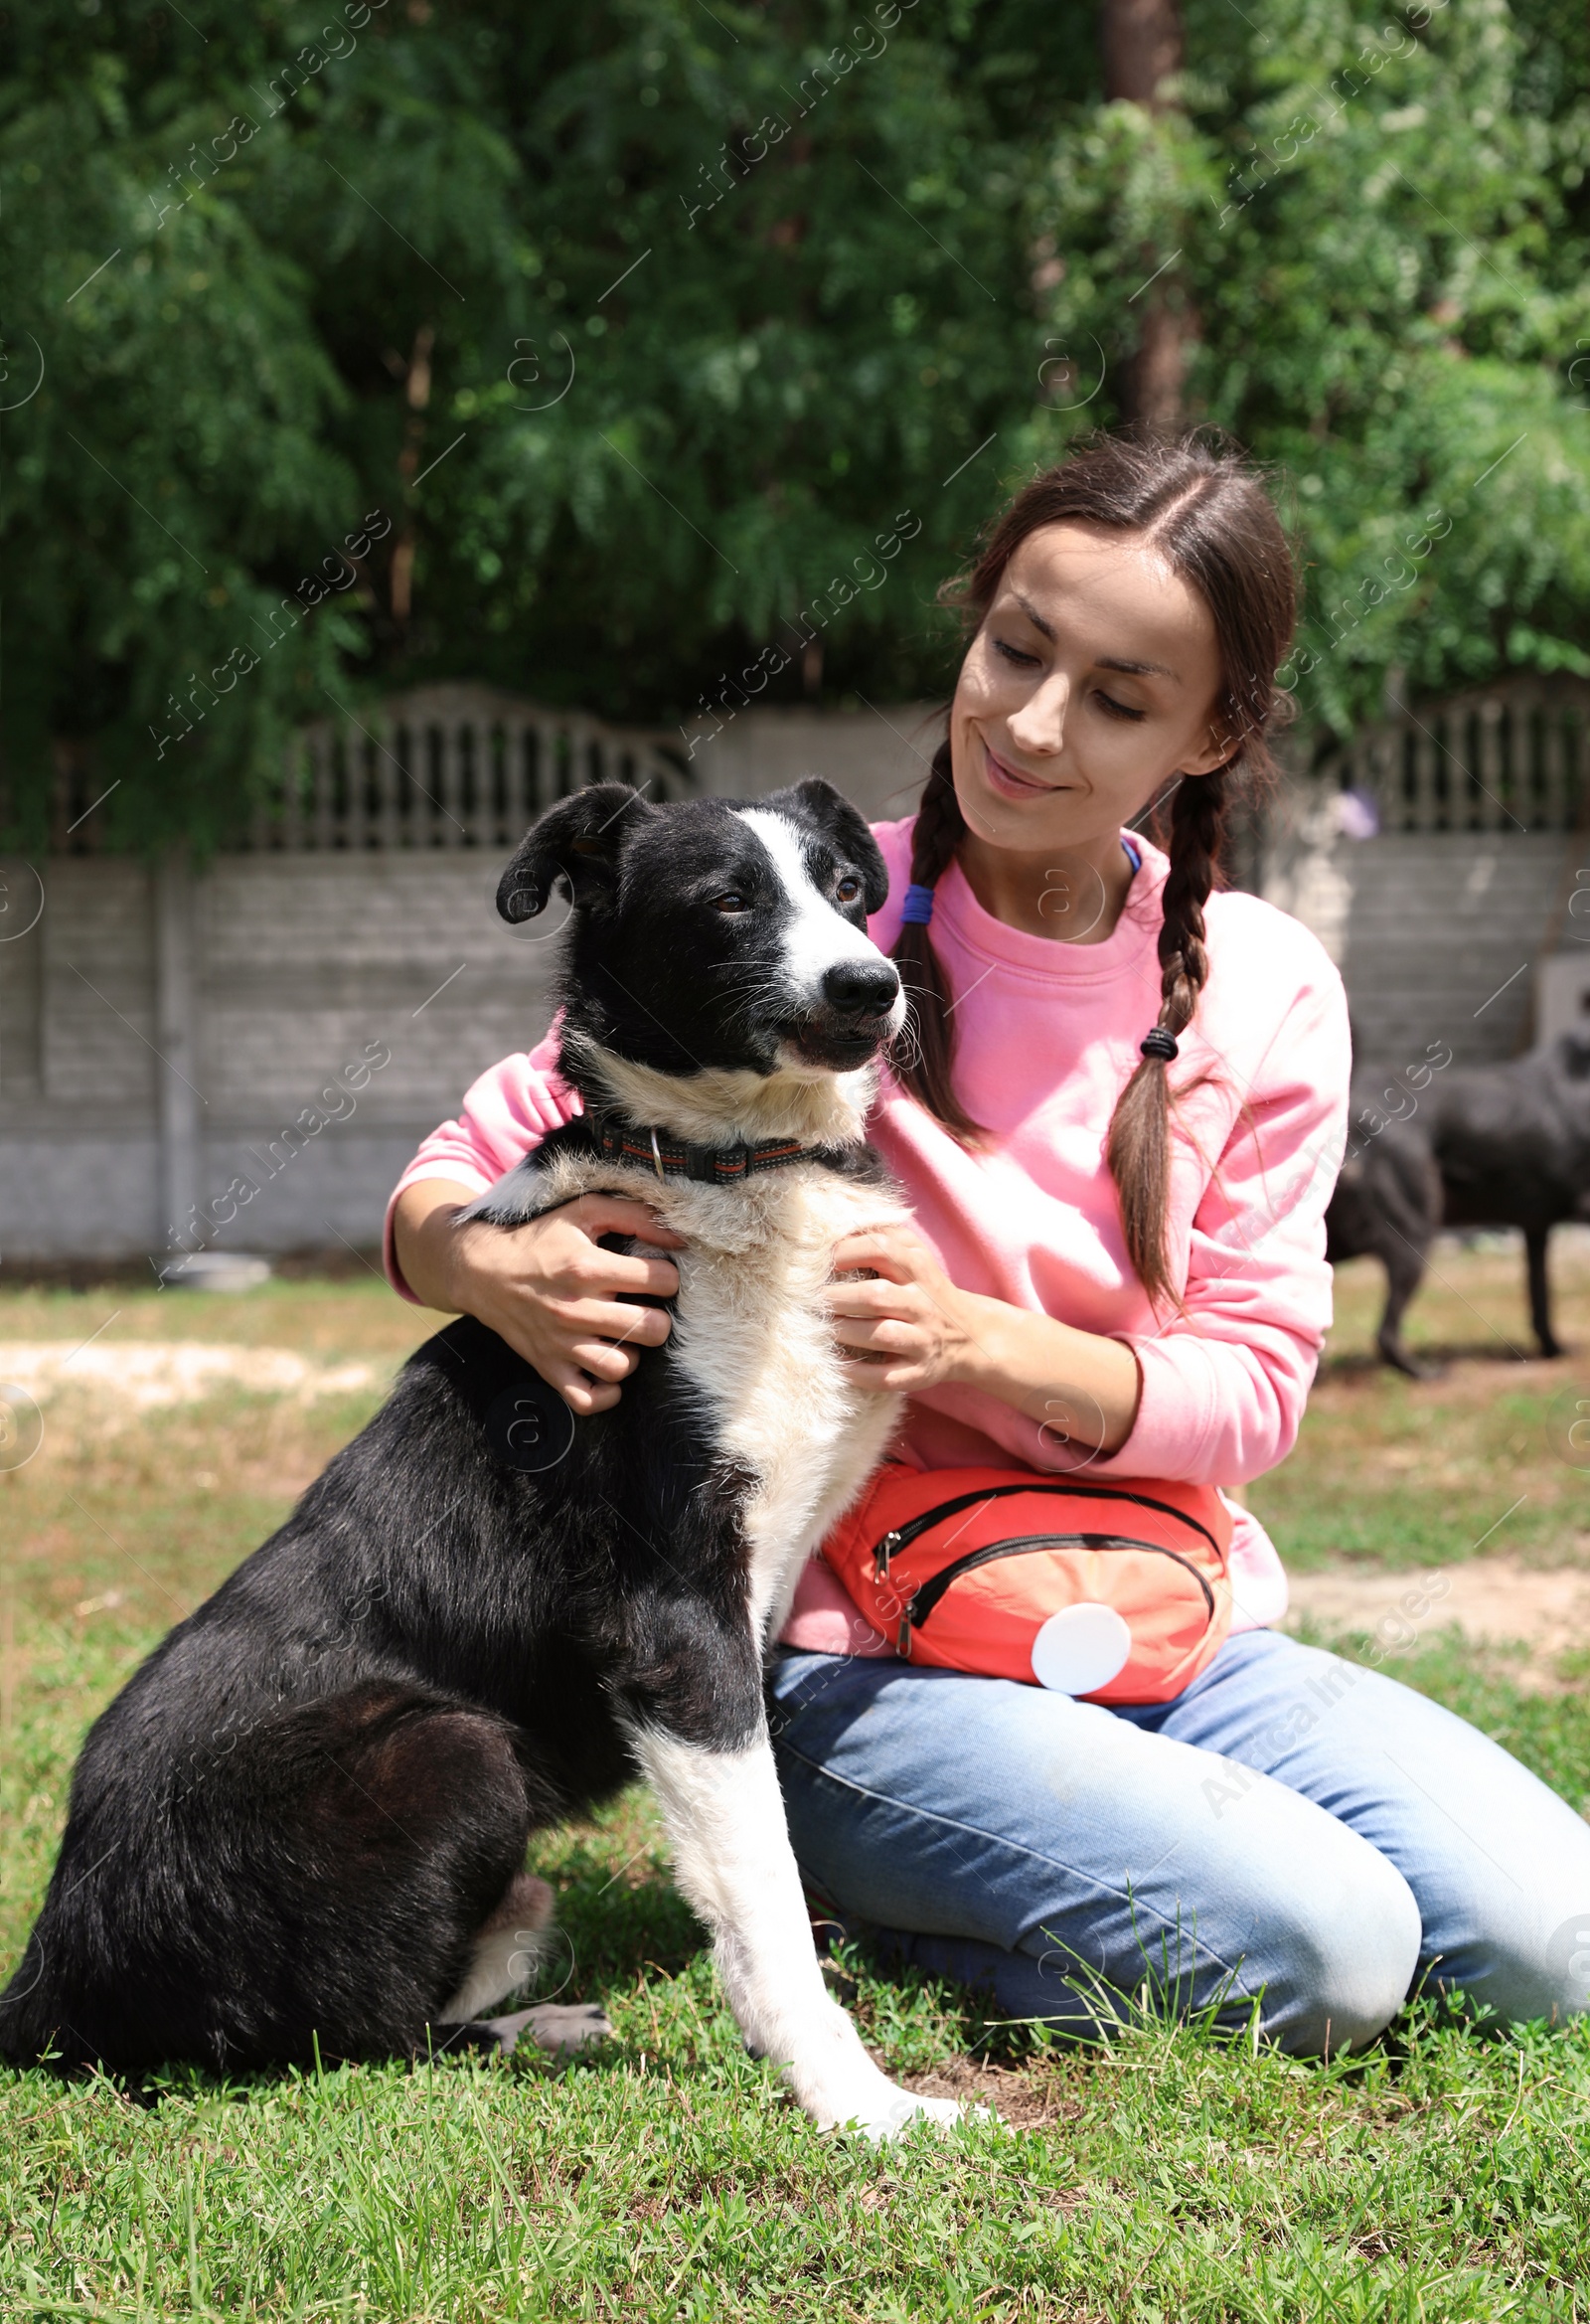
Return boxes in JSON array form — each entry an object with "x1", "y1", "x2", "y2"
[{"x1": 899, "y1": 883, "x2": 935, "y2": 926}]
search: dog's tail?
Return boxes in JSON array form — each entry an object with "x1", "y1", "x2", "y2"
[{"x1": 0, "y1": 1928, "x2": 79, "y2": 2075}]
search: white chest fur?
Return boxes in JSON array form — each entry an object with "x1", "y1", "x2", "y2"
[
  {"x1": 666, "y1": 1168, "x2": 906, "y2": 1640},
  {"x1": 481, "y1": 1144, "x2": 906, "y2": 1642}
]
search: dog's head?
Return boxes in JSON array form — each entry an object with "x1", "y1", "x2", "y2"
[
  {"x1": 497, "y1": 777, "x2": 904, "y2": 1090},
  {"x1": 1555, "y1": 1028, "x2": 1590, "y2": 1083}
]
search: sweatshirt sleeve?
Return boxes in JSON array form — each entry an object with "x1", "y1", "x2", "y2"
[
  {"x1": 383, "y1": 1024, "x2": 582, "y2": 1301},
  {"x1": 1099, "y1": 952, "x2": 1352, "y2": 1486}
]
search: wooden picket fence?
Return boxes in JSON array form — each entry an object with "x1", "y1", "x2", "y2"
[
  {"x1": 246, "y1": 684, "x2": 690, "y2": 852},
  {"x1": 42, "y1": 671, "x2": 1590, "y2": 854},
  {"x1": 44, "y1": 684, "x2": 689, "y2": 855},
  {"x1": 1314, "y1": 674, "x2": 1590, "y2": 834}
]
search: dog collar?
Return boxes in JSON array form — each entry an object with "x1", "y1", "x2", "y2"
[{"x1": 592, "y1": 1116, "x2": 824, "y2": 1187}]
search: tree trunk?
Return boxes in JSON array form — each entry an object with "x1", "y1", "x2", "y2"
[
  {"x1": 1100, "y1": 0, "x2": 1183, "y2": 105},
  {"x1": 390, "y1": 323, "x2": 435, "y2": 627},
  {"x1": 1099, "y1": 0, "x2": 1193, "y2": 432}
]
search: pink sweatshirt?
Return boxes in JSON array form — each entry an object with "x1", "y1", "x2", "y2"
[{"x1": 385, "y1": 817, "x2": 1351, "y2": 1650}]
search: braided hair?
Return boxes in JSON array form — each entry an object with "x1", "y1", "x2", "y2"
[
  {"x1": 891, "y1": 737, "x2": 980, "y2": 1142},
  {"x1": 890, "y1": 428, "x2": 1298, "y2": 1307}
]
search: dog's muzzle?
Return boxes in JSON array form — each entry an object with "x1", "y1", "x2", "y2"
[{"x1": 787, "y1": 961, "x2": 903, "y2": 1066}]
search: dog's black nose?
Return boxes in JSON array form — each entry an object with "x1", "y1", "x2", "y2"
[{"x1": 822, "y1": 961, "x2": 900, "y2": 1020}]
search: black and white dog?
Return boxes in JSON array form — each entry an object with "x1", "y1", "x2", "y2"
[{"x1": 0, "y1": 778, "x2": 963, "y2": 2139}]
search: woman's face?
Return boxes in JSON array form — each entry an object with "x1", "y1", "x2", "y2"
[{"x1": 951, "y1": 521, "x2": 1229, "y2": 855}]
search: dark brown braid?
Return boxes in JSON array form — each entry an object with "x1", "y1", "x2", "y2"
[
  {"x1": 889, "y1": 740, "x2": 981, "y2": 1141},
  {"x1": 1106, "y1": 769, "x2": 1227, "y2": 1304},
  {"x1": 888, "y1": 426, "x2": 1299, "y2": 1306}
]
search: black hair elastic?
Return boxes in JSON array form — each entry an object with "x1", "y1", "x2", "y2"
[{"x1": 1139, "y1": 1027, "x2": 1180, "y2": 1063}]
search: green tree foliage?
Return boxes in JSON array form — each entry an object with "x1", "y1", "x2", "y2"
[
  {"x1": 1039, "y1": 0, "x2": 1590, "y2": 732},
  {"x1": 0, "y1": 0, "x2": 1586, "y2": 850}
]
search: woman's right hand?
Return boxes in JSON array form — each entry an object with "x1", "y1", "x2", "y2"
[{"x1": 393, "y1": 1181, "x2": 684, "y2": 1415}]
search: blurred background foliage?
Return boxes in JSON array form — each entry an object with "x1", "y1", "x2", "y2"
[{"x1": 0, "y1": 0, "x2": 1587, "y2": 848}]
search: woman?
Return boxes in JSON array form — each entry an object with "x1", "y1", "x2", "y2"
[{"x1": 389, "y1": 431, "x2": 1590, "y2": 2055}]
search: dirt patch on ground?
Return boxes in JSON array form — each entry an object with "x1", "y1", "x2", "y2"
[
  {"x1": 0, "y1": 1341, "x2": 380, "y2": 1412},
  {"x1": 1285, "y1": 1557, "x2": 1590, "y2": 1685}
]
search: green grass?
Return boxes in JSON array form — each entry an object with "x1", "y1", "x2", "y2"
[
  {"x1": 3, "y1": 1254, "x2": 1590, "y2": 2318},
  {"x1": 1248, "y1": 1238, "x2": 1590, "y2": 1572}
]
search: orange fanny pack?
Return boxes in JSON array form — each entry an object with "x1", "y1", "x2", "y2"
[{"x1": 820, "y1": 1463, "x2": 1234, "y2": 1705}]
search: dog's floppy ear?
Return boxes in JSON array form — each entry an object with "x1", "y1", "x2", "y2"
[
  {"x1": 773, "y1": 776, "x2": 890, "y2": 914},
  {"x1": 496, "y1": 784, "x2": 655, "y2": 924}
]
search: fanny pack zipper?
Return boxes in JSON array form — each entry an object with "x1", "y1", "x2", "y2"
[
  {"x1": 894, "y1": 1532, "x2": 1216, "y2": 1659},
  {"x1": 871, "y1": 1479, "x2": 1222, "y2": 1581}
]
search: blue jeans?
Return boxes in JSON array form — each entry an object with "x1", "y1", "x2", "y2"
[{"x1": 768, "y1": 1631, "x2": 1590, "y2": 2053}]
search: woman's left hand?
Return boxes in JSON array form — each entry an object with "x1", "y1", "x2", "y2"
[
  {"x1": 822, "y1": 1221, "x2": 1144, "y2": 1454},
  {"x1": 823, "y1": 1223, "x2": 982, "y2": 1394}
]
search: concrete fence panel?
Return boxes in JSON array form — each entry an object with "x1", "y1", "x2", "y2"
[{"x1": 4, "y1": 680, "x2": 1588, "y2": 1263}]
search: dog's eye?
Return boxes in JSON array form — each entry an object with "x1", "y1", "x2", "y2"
[
  {"x1": 835, "y1": 876, "x2": 862, "y2": 905},
  {"x1": 711, "y1": 892, "x2": 748, "y2": 914}
]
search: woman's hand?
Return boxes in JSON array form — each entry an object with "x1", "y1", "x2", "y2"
[
  {"x1": 393, "y1": 1180, "x2": 684, "y2": 1415},
  {"x1": 822, "y1": 1223, "x2": 981, "y2": 1393},
  {"x1": 822, "y1": 1220, "x2": 1143, "y2": 1456}
]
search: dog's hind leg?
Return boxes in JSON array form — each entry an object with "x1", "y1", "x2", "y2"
[
  {"x1": 440, "y1": 1870, "x2": 556, "y2": 2022},
  {"x1": 433, "y1": 1871, "x2": 614, "y2": 2061},
  {"x1": 1525, "y1": 1224, "x2": 1563, "y2": 1359},
  {"x1": 1369, "y1": 1137, "x2": 1441, "y2": 1377},
  {"x1": 0, "y1": 1680, "x2": 546, "y2": 2077},
  {"x1": 271, "y1": 1683, "x2": 558, "y2": 2065},
  {"x1": 630, "y1": 1719, "x2": 963, "y2": 2140},
  {"x1": 1375, "y1": 1231, "x2": 1435, "y2": 1377},
  {"x1": 298, "y1": 1695, "x2": 611, "y2": 2066}
]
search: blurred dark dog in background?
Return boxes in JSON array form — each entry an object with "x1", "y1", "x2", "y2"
[{"x1": 1326, "y1": 1032, "x2": 1590, "y2": 1375}]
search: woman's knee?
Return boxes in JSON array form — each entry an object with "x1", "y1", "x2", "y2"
[
  {"x1": 1259, "y1": 1839, "x2": 1423, "y2": 2056},
  {"x1": 1534, "y1": 1907, "x2": 1590, "y2": 2027},
  {"x1": 1425, "y1": 1897, "x2": 1590, "y2": 2030}
]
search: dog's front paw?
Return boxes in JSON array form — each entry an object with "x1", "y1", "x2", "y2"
[
  {"x1": 851, "y1": 2085, "x2": 964, "y2": 2141},
  {"x1": 810, "y1": 2069, "x2": 972, "y2": 2142}
]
